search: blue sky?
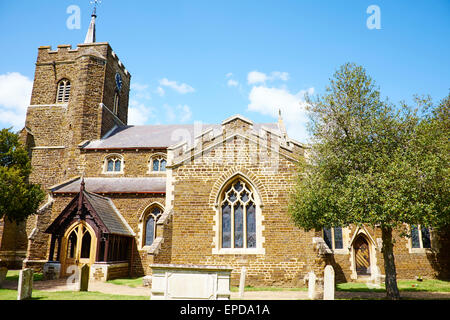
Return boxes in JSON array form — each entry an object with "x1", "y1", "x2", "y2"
[{"x1": 0, "y1": 0, "x2": 449, "y2": 142}]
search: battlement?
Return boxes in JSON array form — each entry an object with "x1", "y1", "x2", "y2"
[{"x1": 36, "y1": 42, "x2": 130, "y2": 77}]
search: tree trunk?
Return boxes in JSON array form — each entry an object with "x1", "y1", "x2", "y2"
[{"x1": 381, "y1": 226, "x2": 400, "y2": 300}]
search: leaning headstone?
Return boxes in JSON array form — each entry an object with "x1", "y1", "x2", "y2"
[
  {"x1": 79, "y1": 264, "x2": 90, "y2": 292},
  {"x1": 323, "y1": 265, "x2": 335, "y2": 300},
  {"x1": 239, "y1": 267, "x2": 247, "y2": 299},
  {"x1": 17, "y1": 268, "x2": 33, "y2": 300},
  {"x1": 307, "y1": 272, "x2": 316, "y2": 300},
  {"x1": 0, "y1": 267, "x2": 7, "y2": 288},
  {"x1": 143, "y1": 275, "x2": 152, "y2": 287},
  {"x1": 369, "y1": 265, "x2": 382, "y2": 289}
]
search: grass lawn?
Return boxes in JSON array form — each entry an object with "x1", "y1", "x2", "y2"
[
  {"x1": 230, "y1": 286, "x2": 307, "y2": 292},
  {"x1": 106, "y1": 277, "x2": 144, "y2": 288},
  {"x1": 5, "y1": 270, "x2": 43, "y2": 282},
  {"x1": 337, "y1": 279, "x2": 450, "y2": 293},
  {"x1": 0, "y1": 288, "x2": 148, "y2": 300}
]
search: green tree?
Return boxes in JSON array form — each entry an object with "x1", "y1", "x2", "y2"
[
  {"x1": 0, "y1": 128, "x2": 45, "y2": 223},
  {"x1": 289, "y1": 63, "x2": 449, "y2": 300}
]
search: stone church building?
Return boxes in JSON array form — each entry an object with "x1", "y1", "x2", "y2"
[{"x1": 0, "y1": 11, "x2": 448, "y2": 286}]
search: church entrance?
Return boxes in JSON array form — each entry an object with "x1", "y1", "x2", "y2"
[
  {"x1": 61, "y1": 222, "x2": 97, "y2": 276},
  {"x1": 354, "y1": 236, "x2": 371, "y2": 275}
]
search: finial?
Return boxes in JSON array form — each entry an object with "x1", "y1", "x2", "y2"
[
  {"x1": 90, "y1": 0, "x2": 101, "y2": 16},
  {"x1": 80, "y1": 175, "x2": 86, "y2": 192},
  {"x1": 278, "y1": 107, "x2": 287, "y2": 138},
  {"x1": 84, "y1": 0, "x2": 101, "y2": 43}
]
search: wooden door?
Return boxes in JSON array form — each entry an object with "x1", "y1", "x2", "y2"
[
  {"x1": 61, "y1": 222, "x2": 97, "y2": 276},
  {"x1": 354, "y1": 237, "x2": 371, "y2": 275}
]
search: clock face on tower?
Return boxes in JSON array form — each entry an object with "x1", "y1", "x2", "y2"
[{"x1": 115, "y1": 73, "x2": 123, "y2": 91}]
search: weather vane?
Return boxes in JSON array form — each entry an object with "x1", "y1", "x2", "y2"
[{"x1": 90, "y1": 0, "x2": 102, "y2": 16}]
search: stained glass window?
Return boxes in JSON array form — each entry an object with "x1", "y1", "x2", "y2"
[
  {"x1": 151, "y1": 155, "x2": 167, "y2": 172},
  {"x1": 145, "y1": 217, "x2": 155, "y2": 246},
  {"x1": 222, "y1": 203, "x2": 231, "y2": 248},
  {"x1": 105, "y1": 156, "x2": 123, "y2": 173},
  {"x1": 234, "y1": 204, "x2": 244, "y2": 248},
  {"x1": 411, "y1": 225, "x2": 420, "y2": 248},
  {"x1": 323, "y1": 227, "x2": 343, "y2": 250},
  {"x1": 411, "y1": 225, "x2": 431, "y2": 249},
  {"x1": 221, "y1": 179, "x2": 257, "y2": 249},
  {"x1": 421, "y1": 226, "x2": 431, "y2": 248},
  {"x1": 247, "y1": 203, "x2": 256, "y2": 248},
  {"x1": 160, "y1": 159, "x2": 167, "y2": 171},
  {"x1": 114, "y1": 159, "x2": 121, "y2": 172},
  {"x1": 334, "y1": 227, "x2": 343, "y2": 249},
  {"x1": 145, "y1": 207, "x2": 163, "y2": 246},
  {"x1": 153, "y1": 159, "x2": 160, "y2": 171},
  {"x1": 107, "y1": 159, "x2": 114, "y2": 172},
  {"x1": 323, "y1": 228, "x2": 332, "y2": 249}
]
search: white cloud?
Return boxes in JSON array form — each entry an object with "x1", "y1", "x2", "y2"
[
  {"x1": 227, "y1": 79, "x2": 239, "y2": 87},
  {"x1": 226, "y1": 72, "x2": 233, "y2": 78},
  {"x1": 128, "y1": 99, "x2": 156, "y2": 125},
  {"x1": 164, "y1": 104, "x2": 192, "y2": 123},
  {"x1": 247, "y1": 71, "x2": 268, "y2": 84},
  {"x1": 159, "y1": 78, "x2": 195, "y2": 94},
  {"x1": 130, "y1": 82, "x2": 151, "y2": 100},
  {"x1": 128, "y1": 82, "x2": 155, "y2": 125},
  {"x1": 248, "y1": 85, "x2": 314, "y2": 142},
  {"x1": 247, "y1": 71, "x2": 290, "y2": 85},
  {"x1": 178, "y1": 105, "x2": 192, "y2": 123},
  {"x1": 0, "y1": 72, "x2": 33, "y2": 130},
  {"x1": 156, "y1": 86, "x2": 165, "y2": 97}
]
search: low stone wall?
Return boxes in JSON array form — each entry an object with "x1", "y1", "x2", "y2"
[{"x1": 91, "y1": 262, "x2": 129, "y2": 281}]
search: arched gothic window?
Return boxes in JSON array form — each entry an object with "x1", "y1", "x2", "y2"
[
  {"x1": 150, "y1": 154, "x2": 167, "y2": 172},
  {"x1": 57, "y1": 79, "x2": 71, "y2": 103},
  {"x1": 411, "y1": 225, "x2": 431, "y2": 249},
  {"x1": 104, "y1": 154, "x2": 124, "y2": 173},
  {"x1": 220, "y1": 179, "x2": 256, "y2": 249},
  {"x1": 144, "y1": 206, "x2": 163, "y2": 246},
  {"x1": 323, "y1": 227, "x2": 343, "y2": 250}
]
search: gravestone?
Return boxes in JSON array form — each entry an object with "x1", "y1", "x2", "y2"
[
  {"x1": 143, "y1": 275, "x2": 152, "y2": 287},
  {"x1": 79, "y1": 264, "x2": 90, "y2": 292},
  {"x1": 323, "y1": 265, "x2": 335, "y2": 300},
  {"x1": 17, "y1": 268, "x2": 33, "y2": 300},
  {"x1": 307, "y1": 271, "x2": 316, "y2": 300},
  {"x1": 239, "y1": 267, "x2": 247, "y2": 299},
  {"x1": 150, "y1": 264, "x2": 233, "y2": 300},
  {"x1": 0, "y1": 267, "x2": 7, "y2": 288}
]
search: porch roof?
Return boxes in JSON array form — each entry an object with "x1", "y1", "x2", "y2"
[{"x1": 45, "y1": 188, "x2": 135, "y2": 237}]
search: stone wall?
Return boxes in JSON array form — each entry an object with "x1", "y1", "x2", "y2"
[
  {"x1": 165, "y1": 120, "x2": 317, "y2": 287},
  {"x1": 81, "y1": 149, "x2": 167, "y2": 177}
]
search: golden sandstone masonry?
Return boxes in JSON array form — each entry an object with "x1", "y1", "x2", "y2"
[{"x1": 0, "y1": 15, "x2": 448, "y2": 286}]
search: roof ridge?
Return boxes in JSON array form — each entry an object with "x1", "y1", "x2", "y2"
[{"x1": 83, "y1": 190, "x2": 110, "y2": 201}]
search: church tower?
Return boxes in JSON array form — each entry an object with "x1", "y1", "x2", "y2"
[
  {"x1": 16, "y1": 8, "x2": 132, "y2": 270},
  {"x1": 22, "y1": 8, "x2": 131, "y2": 189}
]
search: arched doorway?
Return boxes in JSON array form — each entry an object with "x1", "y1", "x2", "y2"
[
  {"x1": 61, "y1": 222, "x2": 97, "y2": 276},
  {"x1": 354, "y1": 236, "x2": 371, "y2": 275}
]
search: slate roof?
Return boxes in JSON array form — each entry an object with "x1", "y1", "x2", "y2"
[
  {"x1": 82, "y1": 123, "x2": 280, "y2": 150},
  {"x1": 83, "y1": 191, "x2": 134, "y2": 237},
  {"x1": 51, "y1": 177, "x2": 166, "y2": 194}
]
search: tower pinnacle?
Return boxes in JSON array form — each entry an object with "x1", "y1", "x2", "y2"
[{"x1": 84, "y1": 1, "x2": 101, "y2": 43}]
